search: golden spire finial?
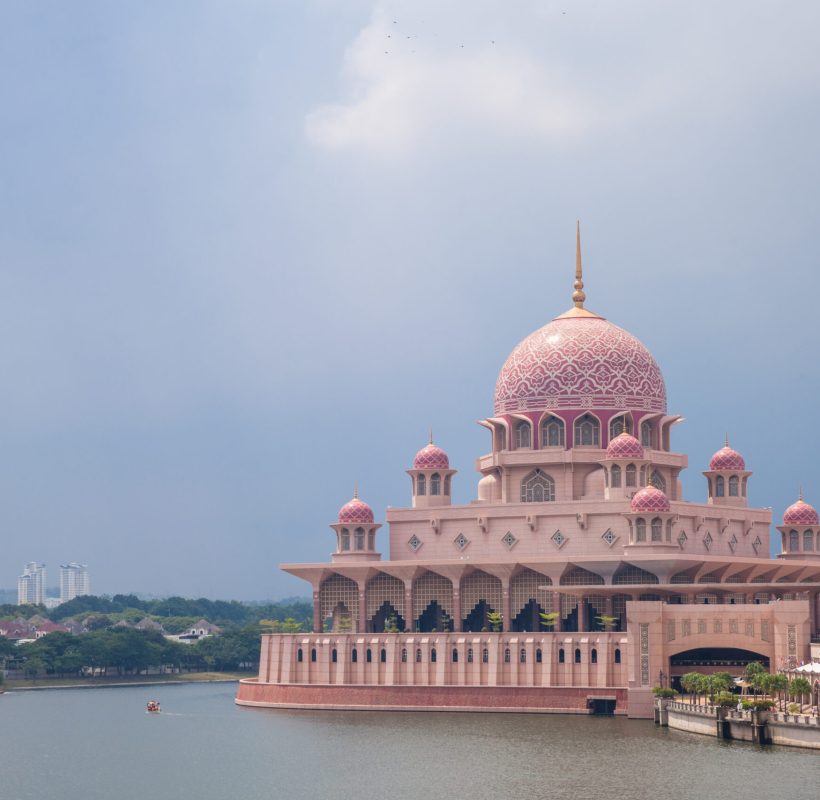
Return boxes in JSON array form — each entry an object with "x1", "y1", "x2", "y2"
[
  {"x1": 429, "y1": 428, "x2": 434, "y2": 445},
  {"x1": 725, "y1": 432, "x2": 729, "y2": 448},
  {"x1": 572, "y1": 220, "x2": 586, "y2": 309},
  {"x1": 799, "y1": 483, "x2": 804, "y2": 502},
  {"x1": 353, "y1": 483, "x2": 358, "y2": 500}
]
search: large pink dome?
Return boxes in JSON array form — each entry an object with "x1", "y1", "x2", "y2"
[
  {"x1": 494, "y1": 312, "x2": 666, "y2": 416},
  {"x1": 606, "y1": 432, "x2": 645, "y2": 460},
  {"x1": 338, "y1": 496, "x2": 374, "y2": 524},
  {"x1": 631, "y1": 485, "x2": 671, "y2": 513},
  {"x1": 709, "y1": 446, "x2": 745, "y2": 471},
  {"x1": 413, "y1": 443, "x2": 449, "y2": 470},
  {"x1": 783, "y1": 498, "x2": 819, "y2": 526}
]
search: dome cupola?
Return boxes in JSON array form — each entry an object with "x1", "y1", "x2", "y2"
[
  {"x1": 413, "y1": 442, "x2": 450, "y2": 470},
  {"x1": 783, "y1": 495, "x2": 819, "y2": 526},
  {"x1": 606, "y1": 432, "x2": 645, "y2": 460},
  {"x1": 777, "y1": 489, "x2": 820, "y2": 561},
  {"x1": 408, "y1": 433, "x2": 457, "y2": 510},
  {"x1": 709, "y1": 441, "x2": 746, "y2": 471},
  {"x1": 338, "y1": 491, "x2": 374, "y2": 524},
  {"x1": 331, "y1": 487, "x2": 381, "y2": 562},
  {"x1": 703, "y1": 435, "x2": 751, "y2": 508},
  {"x1": 630, "y1": 484, "x2": 671, "y2": 513}
]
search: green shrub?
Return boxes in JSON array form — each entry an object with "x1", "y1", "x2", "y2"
[
  {"x1": 715, "y1": 692, "x2": 737, "y2": 708},
  {"x1": 652, "y1": 687, "x2": 678, "y2": 698},
  {"x1": 740, "y1": 699, "x2": 775, "y2": 711},
  {"x1": 787, "y1": 702, "x2": 801, "y2": 714}
]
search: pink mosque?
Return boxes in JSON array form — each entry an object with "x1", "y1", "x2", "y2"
[{"x1": 236, "y1": 228, "x2": 820, "y2": 718}]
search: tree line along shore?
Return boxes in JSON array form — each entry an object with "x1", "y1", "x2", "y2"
[{"x1": 0, "y1": 594, "x2": 310, "y2": 688}]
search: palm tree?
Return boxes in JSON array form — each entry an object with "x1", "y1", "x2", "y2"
[
  {"x1": 539, "y1": 611, "x2": 559, "y2": 630},
  {"x1": 681, "y1": 672, "x2": 702, "y2": 704},
  {"x1": 790, "y1": 676, "x2": 812, "y2": 709}
]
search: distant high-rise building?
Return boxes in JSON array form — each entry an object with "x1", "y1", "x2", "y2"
[
  {"x1": 59, "y1": 562, "x2": 90, "y2": 603},
  {"x1": 17, "y1": 562, "x2": 46, "y2": 606}
]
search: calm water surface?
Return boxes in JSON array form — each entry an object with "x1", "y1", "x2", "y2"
[{"x1": 1, "y1": 683, "x2": 818, "y2": 800}]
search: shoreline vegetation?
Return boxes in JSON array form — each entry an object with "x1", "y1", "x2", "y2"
[{"x1": 3, "y1": 671, "x2": 247, "y2": 691}]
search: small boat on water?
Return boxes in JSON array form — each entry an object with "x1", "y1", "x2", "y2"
[{"x1": 146, "y1": 700, "x2": 161, "y2": 713}]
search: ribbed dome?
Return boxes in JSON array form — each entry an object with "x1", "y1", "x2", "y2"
[
  {"x1": 783, "y1": 498, "x2": 819, "y2": 526},
  {"x1": 494, "y1": 312, "x2": 666, "y2": 416},
  {"x1": 606, "y1": 432, "x2": 645, "y2": 460},
  {"x1": 709, "y1": 446, "x2": 745, "y2": 471},
  {"x1": 630, "y1": 485, "x2": 671, "y2": 513},
  {"x1": 338, "y1": 496, "x2": 374, "y2": 524},
  {"x1": 413, "y1": 443, "x2": 449, "y2": 470}
]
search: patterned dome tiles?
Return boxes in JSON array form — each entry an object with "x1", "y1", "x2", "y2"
[
  {"x1": 494, "y1": 316, "x2": 666, "y2": 415},
  {"x1": 709, "y1": 446, "x2": 746, "y2": 471},
  {"x1": 413, "y1": 443, "x2": 450, "y2": 470},
  {"x1": 338, "y1": 497, "x2": 375, "y2": 524},
  {"x1": 630, "y1": 485, "x2": 671, "y2": 513},
  {"x1": 606, "y1": 432, "x2": 645, "y2": 460},
  {"x1": 783, "y1": 499, "x2": 819, "y2": 526}
]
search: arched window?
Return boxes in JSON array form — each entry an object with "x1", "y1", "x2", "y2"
[
  {"x1": 366, "y1": 648, "x2": 372, "y2": 663},
  {"x1": 610, "y1": 415, "x2": 631, "y2": 439},
  {"x1": 536, "y1": 648, "x2": 542, "y2": 663},
  {"x1": 431, "y1": 648, "x2": 437, "y2": 663},
  {"x1": 574, "y1": 414, "x2": 600, "y2": 446},
  {"x1": 430, "y1": 473, "x2": 441, "y2": 495},
  {"x1": 467, "y1": 648, "x2": 474, "y2": 663},
  {"x1": 452, "y1": 648, "x2": 459, "y2": 663},
  {"x1": 401, "y1": 648, "x2": 407, "y2": 662},
  {"x1": 715, "y1": 476, "x2": 725, "y2": 497},
  {"x1": 651, "y1": 470, "x2": 666, "y2": 492},
  {"x1": 504, "y1": 648, "x2": 511, "y2": 663},
  {"x1": 789, "y1": 530, "x2": 799, "y2": 552},
  {"x1": 666, "y1": 519, "x2": 674, "y2": 542},
  {"x1": 417, "y1": 474, "x2": 426, "y2": 496},
  {"x1": 498, "y1": 427, "x2": 507, "y2": 451},
  {"x1": 729, "y1": 476, "x2": 739, "y2": 496},
  {"x1": 805, "y1": 530, "x2": 815, "y2": 551},
  {"x1": 636, "y1": 518, "x2": 647, "y2": 542},
  {"x1": 640, "y1": 421, "x2": 652, "y2": 448},
  {"x1": 482, "y1": 648, "x2": 489, "y2": 664},
  {"x1": 574, "y1": 648, "x2": 581, "y2": 664},
  {"x1": 367, "y1": 531, "x2": 375, "y2": 550},
  {"x1": 611, "y1": 464, "x2": 622, "y2": 488},
  {"x1": 380, "y1": 648, "x2": 387, "y2": 663},
  {"x1": 651, "y1": 517, "x2": 662, "y2": 542},
  {"x1": 354, "y1": 528, "x2": 365, "y2": 550},
  {"x1": 444, "y1": 475, "x2": 451, "y2": 496},
  {"x1": 351, "y1": 648, "x2": 358, "y2": 663},
  {"x1": 541, "y1": 416, "x2": 565, "y2": 447},
  {"x1": 591, "y1": 648, "x2": 598, "y2": 664},
  {"x1": 520, "y1": 648, "x2": 526, "y2": 663},
  {"x1": 311, "y1": 648, "x2": 317, "y2": 662},
  {"x1": 558, "y1": 648, "x2": 565, "y2": 663},
  {"x1": 341, "y1": 529, "x2": 350, "y2": 551},
  {"x1": 297, "y1": 648, "x2": 303, "y2": 662},
  {"x1": 415, "y1": 649, "x2": 422, "y2": 663},
  {"x1": 520, "y1": 469, "x2": 555, "y2": 503},
  {"x1": 332, "y1": 648, "x2": 338, "y2": 663},
  {"x1": 626, "y1": 464, "x2": 637, "y2": 487},
  {"x1": 515, "y1": 421, "x2": 532, "y2": 449},
  {"x1": 640, "y1": 466, "x2": 647, "y2": 486},
  {"x1": 614, "y1": 648, "x2": 621, "y2": 664}
]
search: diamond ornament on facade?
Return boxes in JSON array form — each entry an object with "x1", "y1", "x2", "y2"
[
  {"x1": 454, "y1": 533, "x2": 469, "y2": 551},
  {"x1": 753, "y1": 535, "x2": 762, "y2": 554},
  {"x1": 551, "y1": 530, "x2": 566, "y2": 548},
  {"x1": 728, "y1": 533, "x2": 738, "y2": 553},
  {"x1": 703, "y1": 531, "x2": 713, "y2": 550},
  {"x1": 678, "y1": 531, "x2": 687, "y2": 548},
  {"x1": 501, "y1": 531, "x2": 517, "y2": 550},
  {"x1": 407, "y1": 535, "x2": 422, "y2": 552},
  {"x1": 602, "y1": 529, "x2": 617, "y2": 547}
]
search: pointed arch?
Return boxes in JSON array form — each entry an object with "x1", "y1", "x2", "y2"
[
  {"x1": 574, "y1": 413, "x2": 600, "y2": 446},
  {"x1": 520, "y1": 469, "x2": 555, "y2": 502},
  {"x1": 540, "y1": 414, "x2": 565, "y2": 448},
  {"x1": 319, "y1": 573, "x2": 358, "y2": 631}
]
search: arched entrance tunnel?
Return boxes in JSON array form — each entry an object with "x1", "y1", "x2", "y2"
[{"x1": 669, "y1": 648, "x2": 770, "y2": 692}]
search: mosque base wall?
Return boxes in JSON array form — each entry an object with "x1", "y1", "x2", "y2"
[{"x1": 235, "y1": 680, "x2": 628, "y2": 715}]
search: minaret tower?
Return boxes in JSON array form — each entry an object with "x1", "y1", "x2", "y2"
[
  {"x1": 330, "y1": 488, "x2": 381, "y2": 562},
  {"x1": 408, "y1": 434, "x2": 456, "y2": 508},
  {"x1": 703, "y1": 435, "x2": 751, "y2": 507}
]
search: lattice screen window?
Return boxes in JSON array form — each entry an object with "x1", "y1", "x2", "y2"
[
  {"x1": 670, "y1": 572, "x2": 694, "y2": 584},
  {"x1": 319, "y1": 574, "x2": 358, "y2": 629},
  {"x1": 698, "y1": 573, "x2": 721, "y2": 584},
  {"x1": 521, "y1": 469, "x2": 555, "y2": 502},
  {"x1": 510, "y1": 568, "x2": 552, "y2": 617},
  {"x1": 725, "y1": 574, "x2": 746, "y2": 584},
  {"x1": 560, "y1": 594, "x2": 578, "y2": 616},
  {"x1": 461, "y1": 570, "x2": 502, "y2": 616},
  {"x1": 560, "y1": 566, "x2": 605, "y2": 585},
  {"x1": 651, "y1": 469, "x2": 666, "y2": 492},
  {"x1": 412, "y1": 571, "x2": 453, "y2": 620},
  {"x1": 587, "y1": 594, "x2": 607, "y2": 617},
  {"x1": 366, "y1": 573, "x2": 405, "y2": 619},
  {"x1": 612, "y1": 594, "x2": 629, "y2": 623},
  {"x1": 612, "y1": 564, "x2": 659, "y2": 585}
]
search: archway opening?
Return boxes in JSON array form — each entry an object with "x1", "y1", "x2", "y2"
[
  {"x1": 370, "y1": 601, "x2": 405, "y2": 633},
  {"x1": 416, "y1": 601, "x2": 452, "y2": 633}
]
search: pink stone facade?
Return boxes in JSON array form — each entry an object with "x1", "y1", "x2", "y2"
[{"x1": 237, "y1": 247, "x2": 820, "y2": 718}]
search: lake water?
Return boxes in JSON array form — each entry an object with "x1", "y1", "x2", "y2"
[{"x1": 1, "y1": 683, "x2": 817, "y2": 800}]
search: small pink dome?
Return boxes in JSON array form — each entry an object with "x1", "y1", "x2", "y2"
[
  {"x1": 606, "y1": 432, "x2": 644, "y2": 460},
  {"x1": 338, "y1": 496, "x2": 374, "y2": 524},
  {"x1": 709, "y1": 446, "x2": 745, "y2": 471},
  {"x1": 413, "y1": 443, "x2": 449, "y2": 470},
  {"x1": 783, "y1": 498, "x2": 819, "y2": 526},
  {"x1": 631, "y1": 485, "x2": 671, "y2": 513}
]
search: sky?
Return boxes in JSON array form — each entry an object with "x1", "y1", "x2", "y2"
[{"x1": 1, "y1": 1, "x2": 820, "y2": 601}]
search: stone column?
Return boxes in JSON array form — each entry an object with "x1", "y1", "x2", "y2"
[
  {"x1": 553, "y1": 592, "x2": 563, "y2": 632},
  {"x1": 502, "y1": 581, "x2": 512, "y2": 632},
  {"x1": 358, "y1": 585, "x2": 367, "y2": 633},
  {"x1": 452, "y1": 587, "x2": 462, "y2": 632},
  {"x1": 312, "y1": 589, "x2": 322, "y2": 633},
  {"x1": 578, "y1": 596, "x2": 588, "y2": 632},
  {"x1": 404, "y1": 585, "x2": 414, "y2": 633}
]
